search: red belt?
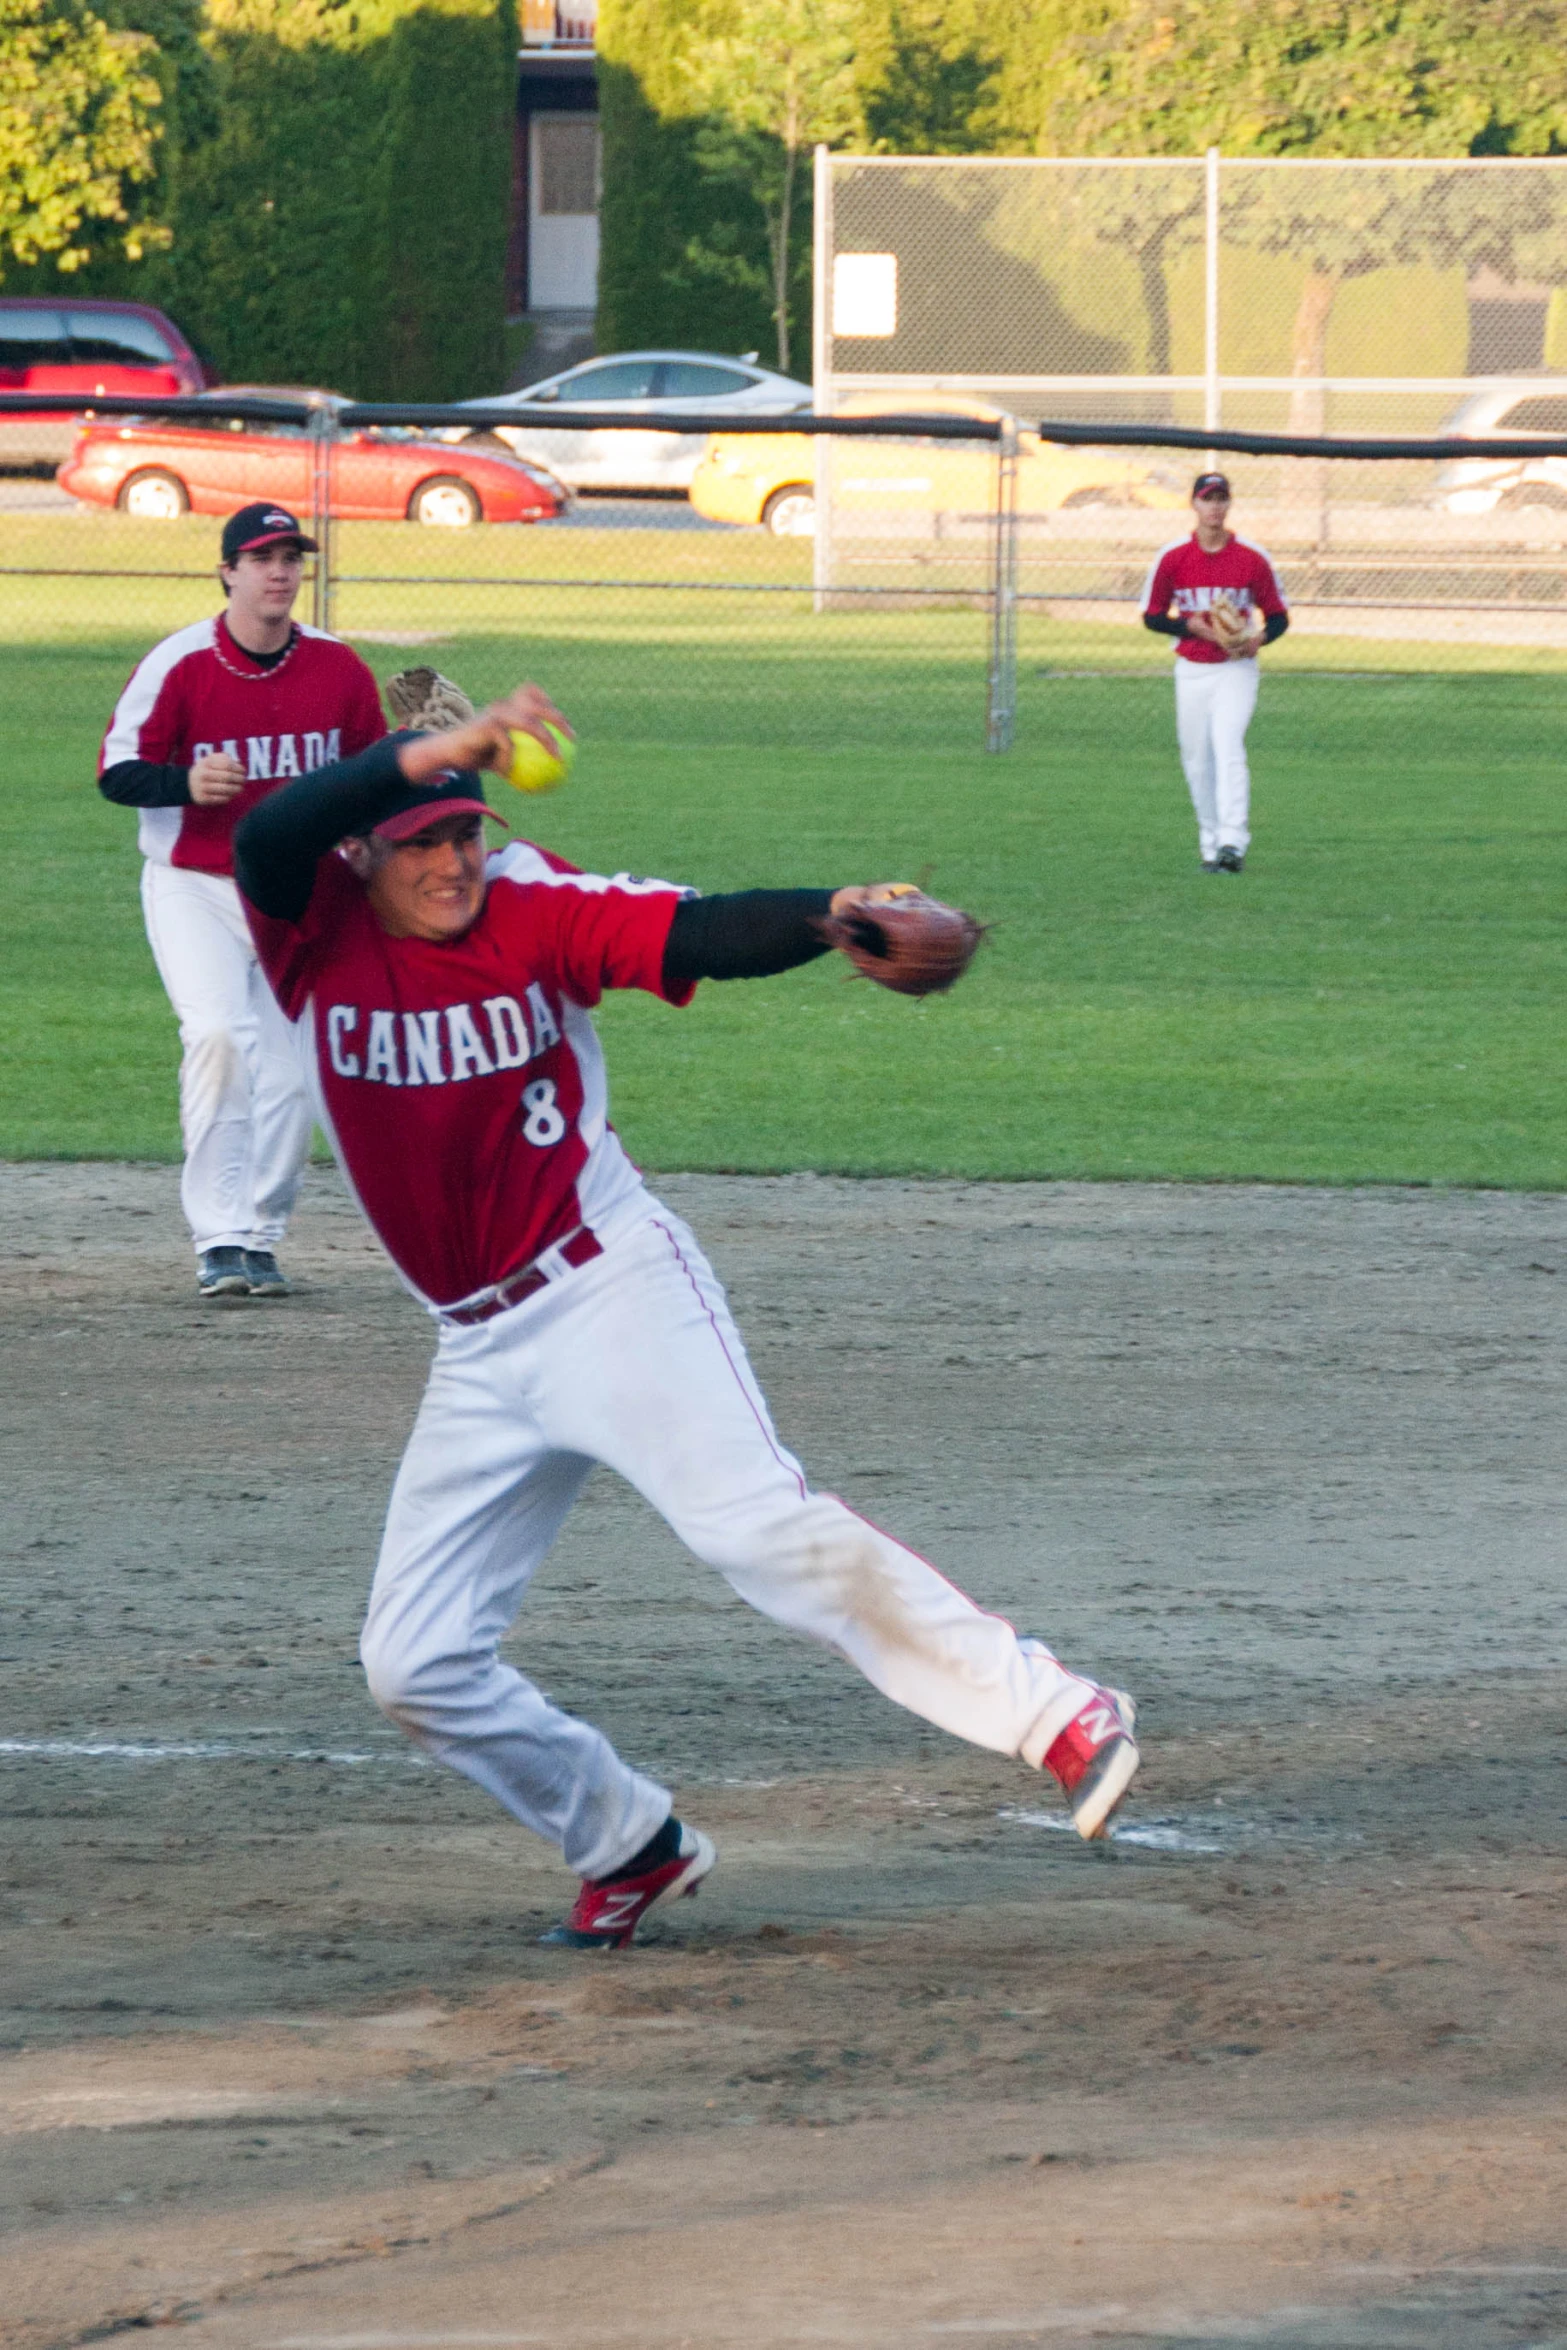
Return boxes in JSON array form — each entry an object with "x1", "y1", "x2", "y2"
[{"x1": 441, "y1": 1227, "x2": 602, "y2": 1327}]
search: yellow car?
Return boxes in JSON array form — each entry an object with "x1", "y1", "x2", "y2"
[{"x1": 689, "y1": 393, "x2": 1187, "y2": 535}]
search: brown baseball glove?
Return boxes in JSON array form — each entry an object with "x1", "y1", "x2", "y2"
[
  {"x1": 385, "y1": 667, "x2": 476, "y2": 731},
  {"x1": 816, "y1": 884, "x2": 984, "y2": 998}
]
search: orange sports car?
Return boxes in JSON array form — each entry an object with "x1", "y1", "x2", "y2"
[{"x1": 58, "y1": 390, "x2": 570, "y2": 526}]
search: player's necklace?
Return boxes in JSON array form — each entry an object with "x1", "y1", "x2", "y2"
[{"x1": 214, "y1": 619, "x2": 299, "y2": 680}]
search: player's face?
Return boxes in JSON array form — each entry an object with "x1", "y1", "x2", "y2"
[
  {"x1": 221, "y1": 544, "x2": 306, "y2": 629},
  {"x1": 364, "y1": 815, "x2": 488, "y2": 942},
  {"x1": 1193, "y1": 490, "x2": 1231, "y2": 525}
]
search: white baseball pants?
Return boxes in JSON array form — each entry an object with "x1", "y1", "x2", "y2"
[
  {"x1": 360, "y1": 1206, "x2": 1102, "y2": 1880},
  {"x1": 140, "y1": 862, "x2": 312, "y2": 1257},
  {"x1": 1174, "y1": 655, "x2": 1260, "y2": 862}
]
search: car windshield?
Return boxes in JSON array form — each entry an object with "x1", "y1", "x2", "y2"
[
  {"x1": 0, "y1": 308, "x2": 69, "y2": 365},
  {"x1": 549, "y1": 360, "x2": 659, "y2": 402},
  {"x1": 658, "y1": 361, "x2": 755, "y2": 398},
  {"x1": 66, "y1": 309, "x2": 174, "y2": 364}
]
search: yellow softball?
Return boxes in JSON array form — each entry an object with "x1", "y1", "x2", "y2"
[{"x1": 505, "y1": 721, "x2": 575, "y2": 795}]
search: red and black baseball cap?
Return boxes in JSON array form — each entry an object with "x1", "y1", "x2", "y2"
[
  {"x1": 220, "y1": 502, "x2": 320, "y2": 562},
  {"x1": 368, "y1": 757, "x2": 511, "y2": 844},
  {"x1": 1192, "y1": 470, "x2": 1232, "y2": 499}
]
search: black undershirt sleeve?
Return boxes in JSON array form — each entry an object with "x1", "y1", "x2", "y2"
[
  {"x1": 236, "y1": 737, "x2": 842, "y2": 984},
  {"x1": 663, "y1": 890, "x2": 835, "y2": 986},
  {"x1": 234, "y1": 734, "x2": 421, "y2": 921},
  {"x1": 1143, "y1": 611, "x2": 1288, "y2": 645},
  {"x1": 98, "y1": 757, "x2": 192, "y2": 807}
]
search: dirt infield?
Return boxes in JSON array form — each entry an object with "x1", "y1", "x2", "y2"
[{"x1": 2, "y1": 1164, "x2": 1565, "y2": 2349}]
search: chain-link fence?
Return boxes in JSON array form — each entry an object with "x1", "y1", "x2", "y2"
[
  {"x1": 0, "y1": 392, "x2": 1018, "y2": 769},
  {"x1": 817, "y1": 151, "x2": 1567, "y2": 653}
]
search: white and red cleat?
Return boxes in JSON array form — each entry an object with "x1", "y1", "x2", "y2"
[
  {"x1": 1043, "y1": 1686, "x2": 1140, "y2": 1840},
  {"x1": 539, "y1": 1819, "x2": 716, "y2": 1950}
]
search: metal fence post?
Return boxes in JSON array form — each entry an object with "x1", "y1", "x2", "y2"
[
  {"x1": 309, "y1": 403, "x2": 337, "y2": 632},
  {"x1": 1204, "y1": 146, "x2": 1221, "y2": 449},
  {"x1": 812, "y1": 142, "x2": 833, "y2": 616},
  {"x1": 985, "y1": 416, "x2": 1018, "y2": 753}
]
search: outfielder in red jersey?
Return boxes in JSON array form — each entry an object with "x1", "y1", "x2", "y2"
[
  {"x1": 233, "y1": 690, "x2": 1144, "y2": 1948},
  {"x1": 1141, "y1": 472, "x2": 1289, "y2": 873},
  {"x1": 99, "y1": 503, "x2": 384, "y2": 1297}
]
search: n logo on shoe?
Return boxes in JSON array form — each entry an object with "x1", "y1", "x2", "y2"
[
  {"x1": 1079, "y1": 1703, "x2": 1121, "y2": 1745},
  {"x1": 592, "y1": 1888, "x2": 643, "y2": 1929}
]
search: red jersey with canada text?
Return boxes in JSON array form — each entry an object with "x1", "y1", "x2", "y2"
[
  {"x1": 1140, "y1": 533, "x2": 1288, "y2": 664},
  {"x1": 245, "y1": 838, "x2": 695, "y2": 1312},
  {"x1": 100, "y1": 615, "x2": 385, "y2": 873}
]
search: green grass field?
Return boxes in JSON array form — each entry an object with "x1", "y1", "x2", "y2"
[{"x1": 3, "y1": 520, "x2": 1565, "y2": 1185}]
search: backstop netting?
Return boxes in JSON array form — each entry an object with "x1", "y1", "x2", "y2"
[{"x1": 815, "y1": 152, "x2": 1567, "y2": 658}]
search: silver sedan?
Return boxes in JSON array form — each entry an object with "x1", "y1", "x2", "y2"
[{"x1": 444, "y1": 350, "x2": 813, "y2": 493}]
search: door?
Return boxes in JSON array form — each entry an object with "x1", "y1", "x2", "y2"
[
  {"x1": 234, "y1": 417, "x2": 312, "y2": 511},
  {"x1": 529, "y1": 115, "x2": 599, "y2": 310},
  {"x1": 638, "y1": 359, "x2": 767, "y2": 488},
  {"x1": 507, "y1": 355, "x2": 659, "y2": 488}
]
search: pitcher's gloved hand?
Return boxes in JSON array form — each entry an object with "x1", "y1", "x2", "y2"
[{"x1": 817, "y1": 883, "x2": 985, "y2": 998}]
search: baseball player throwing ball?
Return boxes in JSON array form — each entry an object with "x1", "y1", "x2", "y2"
[
  {"x1": 98, "y1": 504, "x2": 384, "y2": 1297},
  {"x1": 232, "y1": 688, "x2": 1142, "y2": 1949},
  {"x1": 1141, "y1": 472, "x2": 1289, "y2": 873}
]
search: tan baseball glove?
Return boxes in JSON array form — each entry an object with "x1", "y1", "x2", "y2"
[
  {"x1": 385, "y1": 667, "x2": 476, "y2": 731},
  {"x1": 1208, "y1": 598, "x2": 1253, "y2": 650},
  {"x1": 816, "y1": 884, "x2": 985, "y2": 998}
]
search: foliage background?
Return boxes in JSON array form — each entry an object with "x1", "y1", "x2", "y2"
[
  {"x1": 1, "y1": 0, "x2": 516, "y2": 398},
  {"x1": 598, "y1": 0, "x2": 1567, "y2": 372},
  {"x1": 8, "y1": 0, "x2": 1567, "y2": 398}
]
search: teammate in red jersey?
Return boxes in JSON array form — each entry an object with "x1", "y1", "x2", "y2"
[
  {"x1": 1141, "y1": 472, "x2": 1289, "y2": 873},
  {"x1": 232, "y1": 690, "x2": 1143, "y2": 1949},
  {"x1": 99, "y1": 504, "x2": 385, "y2": 1297}
]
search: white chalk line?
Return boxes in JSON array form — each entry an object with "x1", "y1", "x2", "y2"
[
  {"x1": 999, "y1": 1805, "x2": 1224, "y2": 1855},
  {"x1": 0, "y1": 1736, "x2": 424, "y2": 1767},
  {"x1": 268, "y1": 2338, "x2": 552, "y2": 2349}
]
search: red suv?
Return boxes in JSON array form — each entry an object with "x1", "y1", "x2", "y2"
[{"x1": 0, "y1": 298, "x2": 212, "y2": 466}]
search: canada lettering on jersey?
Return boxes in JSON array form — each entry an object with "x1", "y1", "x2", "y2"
[
  {"x1": 1169, "y1": 585, "x2": 1255, "y2": 615},
  {"x1": 1142, "y1": 534, "x2": 1287, "y2": 665},
  {"x1": 100, "y1": 617, "x2": 384, "y2": 874},
  {"x1": 326, "y1": 984, "x2": 562, "y2": 1086},
  {"x1": 245, "y1": 845, "x2": 695, "y2": 1311},
  {"x1": 190, "y1": 730, "x2": 342, "y2": 780}
]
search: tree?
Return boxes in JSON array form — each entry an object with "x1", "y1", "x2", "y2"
[
  {"x1": 1022, "y1": 0, "x2": 1567, "y2": 426},
  {"x1": 856, "y1": 0, "x2": 1003, "y2": 156},
  {"x1": 0, "y1": 0, "x2": 163, "y2": 275},
  {"x1": 673, "y1": 0, "x2": 861, "y2": 374}
]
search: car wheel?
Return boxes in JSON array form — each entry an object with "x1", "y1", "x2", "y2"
[
  {"x1": 408, "y1": 476, "x2": 482, "y2": 527},
  {"x1": 762, "y1": 485, "x2": 815, "y2": 536},
  {"x1": 1498, "y1": 480, "x2": 1567, "y2": 511},
  {"x1": 116, "y1": 468, "x2": 190, "y2": 519}
]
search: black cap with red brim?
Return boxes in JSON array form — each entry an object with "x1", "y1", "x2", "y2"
[
  {"x1": 365, "y1": 767, "x2": 512, "y2": 844},
  {"x1": 221, "y1": 501, "x2": 320, "y2": 562},
  {"x1": 1192, "y1": 471, "x2": 1232, "y2": 498}
]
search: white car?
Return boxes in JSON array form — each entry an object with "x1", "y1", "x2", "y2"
[
  {"x1": 444, "y1": 350, "x2": 813, "y2": 493},
  {"x1": 1434, "y1": 382, "x2": 1567, "y2": 512}
]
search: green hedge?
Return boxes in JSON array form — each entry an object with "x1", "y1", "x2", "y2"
[{"x1": 12, "y1": 0, "x2": 516, "y2": 400}]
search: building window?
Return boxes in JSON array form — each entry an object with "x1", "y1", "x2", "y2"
[{"x1": 538, "y1": 117, "x2": 599, "y2": 217}]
